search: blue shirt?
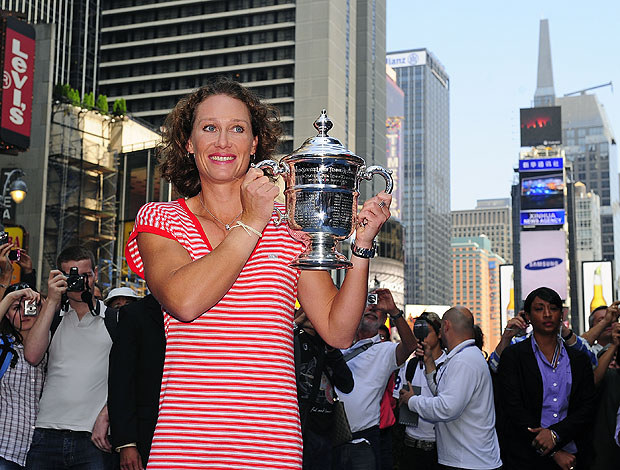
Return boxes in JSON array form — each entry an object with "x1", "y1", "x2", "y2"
[{"x1": 531, "y1": 334, "x2": 577, "y2": 454}]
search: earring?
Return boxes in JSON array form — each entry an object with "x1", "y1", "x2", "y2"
[
  {"x1": 250, "y1": 153, "x2": 256, "y2": 163},
  {"x1": 187, "y1": 151, "x2": 195, "y2": 159}
]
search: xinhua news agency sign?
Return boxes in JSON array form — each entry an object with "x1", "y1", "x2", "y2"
[{"x1": 0, "y1": 16, "x2": 35, "y2": 150}]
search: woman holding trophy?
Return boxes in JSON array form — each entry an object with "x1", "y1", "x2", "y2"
[{"x1": 125, "y1": 77, "x2": 391, "y2": 468}]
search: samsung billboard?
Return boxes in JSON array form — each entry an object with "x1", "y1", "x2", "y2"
[
  {"x1": 520, "y1": 230, "x2": 567, "y2": 300},
  {"x1": 519, "y1": 157, "x2": 565, "y2": 227}
]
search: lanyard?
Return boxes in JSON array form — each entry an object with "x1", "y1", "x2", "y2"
[{"x1": 434, "y1": 343, "x2": 475, "y2": 390}]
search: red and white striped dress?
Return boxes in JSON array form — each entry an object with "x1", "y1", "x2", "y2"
[{"x1": 125, "y1": 198, "x2": 305, "y2": 469}]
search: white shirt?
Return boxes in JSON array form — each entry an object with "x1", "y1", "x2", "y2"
[
  {"x1": 407, "y1": 339, "x2": 501, "y2": 469},
  {"x1": 337, "y1": 334, "x2": 398, "y2": 433},
  {"x1": 394, "y1": 352, "x2": 447, "y2": 441},
  {"x1": 36, "y1": 301, "x2": 113, "y2": 432}
]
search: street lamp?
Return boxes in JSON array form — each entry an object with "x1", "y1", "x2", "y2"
[{"x1": 0, "y1": 169, "x2": 28, "y2": 231}]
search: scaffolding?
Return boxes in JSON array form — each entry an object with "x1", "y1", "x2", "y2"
[{"x1": 44, "y1": 102, "x2": 119, "y2": 292}]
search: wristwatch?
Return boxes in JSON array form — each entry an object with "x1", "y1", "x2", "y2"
[
  {"x1": 351, "y1": 241, "x2": 377, "y2": 259},
  {"x1": 389, "y1": 309, "x2": 404, "y2": 321}
]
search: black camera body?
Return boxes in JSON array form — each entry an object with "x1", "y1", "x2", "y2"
[
  {"x1": 413, "y1": 318, "x2": 430, "y2": 340},
  {"x1": 66, "y1": 267, "x2": 87, "y2": 292},
  {"x1": 367, "y1": 293, "x2": 378, "y2": 305}
]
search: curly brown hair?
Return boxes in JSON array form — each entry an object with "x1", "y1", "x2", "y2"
[{"x1": 158, "y1": 77, "x2": 283, "y2": 197}]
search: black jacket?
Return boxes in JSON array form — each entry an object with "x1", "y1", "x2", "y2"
[
  {"x1": 108, "y1": 294, "x2": 165, "y2": 465},
  {"x1": 497, "y1": 336, "x2": 596, "y2": 470}
]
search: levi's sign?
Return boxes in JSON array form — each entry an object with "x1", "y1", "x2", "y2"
[{"x1": 0, "y1": 16, "x2": 35, "y2": 150}]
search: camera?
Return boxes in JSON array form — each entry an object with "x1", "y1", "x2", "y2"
[
  {"x1": 0, "y1": 232, "x2": 8, "y2": 245},
  {"x1": 367, "y1": 293, "x2": 378, "y2": 305},
  {"x1": 66, "y1": 267, "x2": 87, "y2": 292},
  {"x1": 8, "y1": 249, "x2": 20, "y2": 262},
  {"x1": 413, "y1": 318, "x2": 430, "y2": 340},
  {"x1": 23, "y1": 299, "x2": 37, "y2": 316}
]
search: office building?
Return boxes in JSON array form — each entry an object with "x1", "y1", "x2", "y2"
[
  {"x1": 533, "y1": 18, "x2": 618, "y2": 263},
  {"x1": 386, "y1": 48, "x2": 451, "y2": 304},
  {"x1": 558, "y1": 94, "x2": 618, "y2": 264},
  {"x1": 1, "y1": 0, "x2": 101, "y2": 97},
  {"x1": 452, "y1": 235, "x2": 504, "y2": 353},
  {"x1": 99, "y1": 0, "x2": 386, "y2": 166},
  {"x1": 452, "y1": 198, "x2": 512, "y2": 263}
]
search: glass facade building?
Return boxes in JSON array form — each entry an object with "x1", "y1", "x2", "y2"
[{"x1": 386, "y1": 49, "x2": 451, "y2": 304}]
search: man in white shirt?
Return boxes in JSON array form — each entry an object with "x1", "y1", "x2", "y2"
[
  {"x1": 24, "y1": 246, "x2": 114, "y2": 470},
  {"x1": 333, "y1": 288, "x2": 417, "y2": 470},
  {"x1": 399, "y1": 306, "x2": 502, "y2": 470}
]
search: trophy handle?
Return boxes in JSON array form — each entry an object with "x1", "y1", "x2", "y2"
[
  {"x1": 253, "y1": 160, "x2": 289, "y2": 226},
  {"x1": 358, "y1": 165, "x2": 394, "y2": 194},
  {"x1": 253, "y1": 159, "x2": 289, "y2": 177}
]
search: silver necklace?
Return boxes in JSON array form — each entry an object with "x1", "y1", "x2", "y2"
[{"x1": 197, "y1": 193, "x2": 242, "y2": 230}]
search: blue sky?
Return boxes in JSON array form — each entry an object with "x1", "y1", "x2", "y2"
[{"x1": 386, "y1": 0, "x2": 620, "y2": 210}]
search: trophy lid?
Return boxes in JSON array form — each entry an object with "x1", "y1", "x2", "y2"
[{"x1": 282, "y1": 109, "x2": 365, "y2": 164}]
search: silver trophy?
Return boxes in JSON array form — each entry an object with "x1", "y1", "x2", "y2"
[{"x1": 255, "y1": 109, "x2": 393, "y2": 270}]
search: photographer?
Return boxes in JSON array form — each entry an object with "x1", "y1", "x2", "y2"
[
  {"x1": 0, "y1": 284, "x2": 46, "y2": 469},
  {"x1": 399, "y1": 306, "x2": 502, "y2": 470},
  {"x1": 393, "y1": 312, "x2": 445, "y2": 470},
  {"x1": 23, "y1": 246, "x2": 115, "y2": 470},
  {"x1": 333, "y1": 288, "x2": 417, "y2": 470}
]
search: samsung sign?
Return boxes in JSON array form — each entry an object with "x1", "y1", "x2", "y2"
[
  {"x1": 524, "y1": 258, "x2": 563, "y2": 270},
  {"x1": 520, "y1": 231, "x2": 567, "y2": 300},
  {"x1": 386, "y1": 51, "x2": 427, "y2": 68}
]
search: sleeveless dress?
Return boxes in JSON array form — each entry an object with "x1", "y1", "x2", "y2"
[{"x1": 126, "y1": 198, "x2": 305, "y2": 469}]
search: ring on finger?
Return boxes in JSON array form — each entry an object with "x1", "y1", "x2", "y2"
[{"x1": 378, "y1": 201, "x2": 386, "y2": 208}]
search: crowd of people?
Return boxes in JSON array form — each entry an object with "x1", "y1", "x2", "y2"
[{"x1": 0, "y1": 78, "x2": 619, "y2": 470}]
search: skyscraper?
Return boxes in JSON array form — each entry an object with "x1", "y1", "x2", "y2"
[
  {"x1": 532, "y1": 19, "x2": 618, "y2": 266},
  {"x1": 452, "y1": 235, "x2": 504, "y2": 352},
  {"x1": 452, "y1": 198, "x2": 513, "y2": 263},
  {"x1": 99, "y1": 0, "x2": 386, "y2": 165},
  {"x1": 386, "y1": 49, "x2": 451, "y2": 304},
  {"x1": 0, "y1": 0, "x2": 101, "y2": 97}
]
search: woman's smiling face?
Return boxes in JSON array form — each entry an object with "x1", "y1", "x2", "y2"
[{"x1": 186, "y1": 94, "x2": 258, "y2": 185}]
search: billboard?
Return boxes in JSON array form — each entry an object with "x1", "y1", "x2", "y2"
[
  {"x1": 582, "y1": 260, "x2": 613, "y2": 329},
  {"x1": 0, "y1": 16, "x2": 36, "y2": 150},
  {"x1": 499, "y1": 264, "x2": 514, "y2": 331},
  {"x1": 520, "y1": 230, "x2": 567, "y2": 300},
  {"x1": 386, "y1": 50, "x2": 427, "y2": 68},
  {"x1": 519, "y1": 157, "x2": 565, "y2": 227},
  {"x1": 386, "y1": 117, "x2": 403, "y2": 219},
  {"x1": 520, "y1": 106, "x2": 562, "y2": 147}
]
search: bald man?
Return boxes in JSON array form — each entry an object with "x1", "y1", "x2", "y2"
[{"x1": 399, "y1": 306, "x2": 501, "y2": 470}]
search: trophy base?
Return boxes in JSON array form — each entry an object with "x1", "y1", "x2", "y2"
[{"x1": 289, "y1": 235, "x2": 353, "y2": 270}]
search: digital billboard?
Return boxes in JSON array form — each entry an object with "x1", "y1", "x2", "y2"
[
  {"x1": 520, "y1": 106, "x2": 562, "y2": 147},
  {"x1": 499, "y1": 264, "x2": 514, "y2": 331},
  {"x1": 582, "y1": 260, "x2": 613, "y2": 332},
  {"x1": 519, "y1": 158, "x2": 565, "y2": 227},
  {"x1": 520, "y1": 230, "x2": 567, "y2": 300}
]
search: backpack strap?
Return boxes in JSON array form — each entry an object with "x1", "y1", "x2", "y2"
[
  {"x1": 342, "y1": 341, "x2": 374, "y2": 362},
  {"x1": 405, "y1": 357, "x2": 421, "y2": 383}
]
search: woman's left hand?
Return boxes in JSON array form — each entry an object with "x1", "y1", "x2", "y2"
[{"x1": 355, "y1": 192, "x2": 391, "y2": 246}]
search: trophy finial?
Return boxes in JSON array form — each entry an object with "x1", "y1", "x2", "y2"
[{"x1": 313, "y1": 109, "x2": 333, "y2": 137}]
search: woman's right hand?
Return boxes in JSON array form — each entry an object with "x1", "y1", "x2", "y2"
[
  {"x1": 240, "y1": 167, "x2": 280, "y2": 231},
  {"x1": 46, "y1": 270, "x2": 68, "y2": 304},
  {"x1": 5, "y1": 287, "x2": 40, "y2": 304}
]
